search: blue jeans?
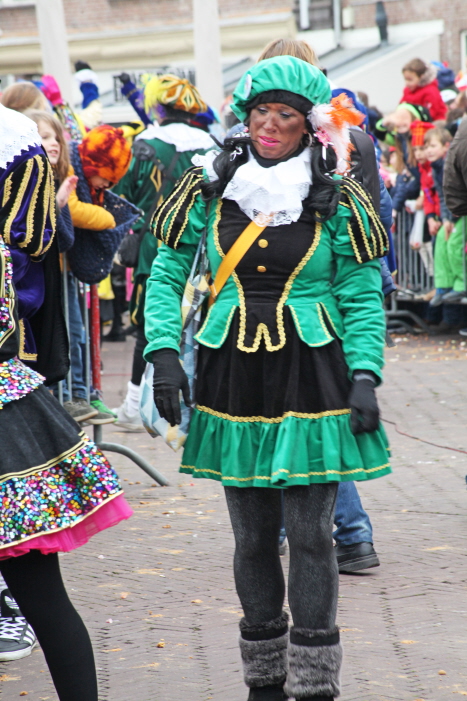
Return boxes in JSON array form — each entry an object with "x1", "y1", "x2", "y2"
[
  {"x1": 62, "y1": 274, "x2": 87, "y2": 402},
  {"x1": 333, "y1": 481, "x2": 373, "y2": 546}
]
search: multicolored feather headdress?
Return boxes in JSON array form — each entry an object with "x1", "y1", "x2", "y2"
[
  {"x1": 309, "y1": 93, "x2": 364, "y2": 174},
  {"x1": 143, "y1": 74, "x2": 208, "y2": 119}
]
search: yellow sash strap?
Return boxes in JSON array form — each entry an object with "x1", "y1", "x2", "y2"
[{"x1": 208, "y1": 221, "x2": 266, "y2": 306}]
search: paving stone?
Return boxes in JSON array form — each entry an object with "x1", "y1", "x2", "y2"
[{"x1": 1, "y1": 333, "x2": 467, "y2": 700}]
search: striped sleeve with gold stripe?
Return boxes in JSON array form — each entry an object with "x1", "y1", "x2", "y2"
[
  {"x1": 339, "y1": 177, "x2": 389, "y2": 264},
  {"x1": 0, "y1": 153, "x2": 56, "y2": 258},
  {"x1": 151, "y1": 166, "x2": 204, "y2": 249}
]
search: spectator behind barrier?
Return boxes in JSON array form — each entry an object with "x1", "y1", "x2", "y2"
[{"x1": 401, "y1": 57, "x2": 447, "y2": 121}]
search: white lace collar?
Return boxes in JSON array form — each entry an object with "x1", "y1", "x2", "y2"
[
  {"x1": 0, "y1": 104, "x2": 41, "y2": 170},
  {"x1": 135, "y1": 122, "x2": 213, "y2": 153},
  {"x1": 193, "y1": 146, "x2": 312, "y2": 226}
]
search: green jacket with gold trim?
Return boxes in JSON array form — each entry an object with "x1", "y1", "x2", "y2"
[{"x1": 144, "y1": 167, "x2": 388, "y2": 383}]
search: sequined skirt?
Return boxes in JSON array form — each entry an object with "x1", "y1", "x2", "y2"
[{"x1": 0, "y1": 385, "x2": 132, "y2": 555}]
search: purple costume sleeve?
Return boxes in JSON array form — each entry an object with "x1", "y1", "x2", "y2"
[
  {"x1": 121, "y1": 80, "x2": 152, "y2": 127},
  {"x1": 0, "y1": 147, "x2": 55, "y2": 257},
  {"x1": 0, "y1": 146, "x2": 56, "y2": 359}
]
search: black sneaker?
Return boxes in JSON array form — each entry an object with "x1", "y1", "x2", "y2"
[
  {"x1": 335, "y1": 542, "x2": 380, "y2": 573},
  {"x1": 0, "y1": 589, "x2": 36, "y2": 661}
]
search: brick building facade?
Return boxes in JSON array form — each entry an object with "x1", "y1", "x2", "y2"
[
  {"x1": 344, "y1": 0, "x2": 467, "y2": 71},
  {"x1": 0, "y1": 0, "x2": 295, "y2": 74}
]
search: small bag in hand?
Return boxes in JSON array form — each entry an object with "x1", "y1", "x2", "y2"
[{"x1": 139, "y1": 229, "x2": 209, "y2": 451}]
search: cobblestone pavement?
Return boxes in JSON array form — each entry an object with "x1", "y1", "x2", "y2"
[{"x1": 1, "y1": 333, "x2": 467, "y2": 701}]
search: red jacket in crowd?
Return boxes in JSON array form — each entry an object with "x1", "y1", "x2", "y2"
[
  {"x1": 419, "y1": 160, "x2": 440, "y2": 219},
  {"x1": 401, "y1": 80, "x2": 447, "y2": 121}
]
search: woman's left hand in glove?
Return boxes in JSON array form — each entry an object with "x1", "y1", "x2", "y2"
[
  {"x1": 349, "y1": 371, "x2": 380, "y2": 435},
  {"x1": 152, "y1": 349, "x2": 191, "y2": 428}
]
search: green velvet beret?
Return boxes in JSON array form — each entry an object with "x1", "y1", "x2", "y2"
[{"x1": 231, "y1": 56, "x2": 331, "y2": 123}]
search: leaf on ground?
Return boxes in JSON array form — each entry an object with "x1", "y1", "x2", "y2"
[
  {"x1": 162, "y1": 525, "x2": 171, "y2": 529},
  {"x1": 0, "y1": 675, "x2": 20, "y2": 682},
  {"x1": 191, "y1": 599, "x2": 203, "y2": 604},
  {"x1": 120, "y1": 592, "x2": 129, "y2": 599},
  {"x1": 438, "y1": 669, "x2": 447, "y2": 675},
  {"x1": 157, "y1": 642, "x2": 165, "y2": 648},
  {"x1": 103, "y1": 648, "x2": 122, "y2": 653},
  {"x1": 400, "y1": 640, "x2": 418, "y2": 644},
  {"x1": 19, "y1": 693, "x2": 28, "y2": 697}
]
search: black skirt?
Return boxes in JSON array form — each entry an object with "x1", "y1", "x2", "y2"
[
  {"x1": 0, "y1": 385, "x2": 85, "y2": 481},
  {"x1": 196, "y1": 307, "x2": 352, "y2": 419}
]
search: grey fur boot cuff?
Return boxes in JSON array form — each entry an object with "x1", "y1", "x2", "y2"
[
  {"x1": 284, "y1": 626, "x2": 343, "y2": 699},
  {"x1": 239, "y1": 612, "x2": 289, "y2": 688}
]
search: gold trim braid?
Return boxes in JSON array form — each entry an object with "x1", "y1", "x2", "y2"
[
  {"x1": 18, "y1": 318, "x2": 37, "y2": 362},
  {"x1": 3, "y1": 158, "x2": 34, "y2": 245},
  {"x1": 213, "y1": 200, "x2": 322, "y2": 353},
  {"x1": 181, "y1": 462, "x2": 391, "y2": 480},
  {"x1": 0, "y1": 432, "x2": 87, "y2": 484},
  {"x1": 152, "y1": 166, "x2": 205, "y2": 248},
  {"x1": 195, "y1": 404, "x2": 351, "y2": 424}
]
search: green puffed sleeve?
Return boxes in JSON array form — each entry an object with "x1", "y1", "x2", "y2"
[
  {"x1": 144, "y1": 168, "x2": 208, "y2": 360},
  {"x1": 329, "y1": 179, "x2": 388, "y2": 384}
]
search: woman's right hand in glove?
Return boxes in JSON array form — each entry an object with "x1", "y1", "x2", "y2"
[{"x1": 153, "y1": 349, "x2": 191, "y2": 427}]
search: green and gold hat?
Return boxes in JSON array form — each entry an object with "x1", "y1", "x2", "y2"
[{"x1": 231, "y1": 56, "x2": 331, "y2": 123}]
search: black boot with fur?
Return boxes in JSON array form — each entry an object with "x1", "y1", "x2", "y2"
[
  {"x1": 239, "y1": 611, "x2": 289, "y2": 700},
  {"x1": 284, "y1": 626, "x2": 342, "y2": 700}
]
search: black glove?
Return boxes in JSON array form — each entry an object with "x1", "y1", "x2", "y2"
[
  {"x1": 117, "y1": 72, "x2": 131, "y2": 85},
  {"x1": 153, "y1": 349, "x2": 191, "y2": 427},
  {"x1": 349, "y1": 372, "x2": 379, "y2": 435}
]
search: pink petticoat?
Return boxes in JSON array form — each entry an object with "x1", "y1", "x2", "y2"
[{"x1": 0, "y1": 494, "x2": 133, "y2": 560}]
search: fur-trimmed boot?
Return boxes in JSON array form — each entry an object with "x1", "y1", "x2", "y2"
[
  {"x1": 239, "y1": 611, "x2": 289, "y2": 701},
  {"x1": 284, "y1": 626, "x2": 342, "y2": 700}
]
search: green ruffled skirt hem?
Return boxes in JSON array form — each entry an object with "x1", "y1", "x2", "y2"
[{"x1": 180, "y1": 407, "x2": 391, "y2": 488}]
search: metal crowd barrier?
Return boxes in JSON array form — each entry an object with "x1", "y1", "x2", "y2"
[
  {"x1": 59, "y1": 260, "x2": 169, "y2": 486},
  {"x1": 386, "y1": 211, "x2": 467, "y2": 334}
]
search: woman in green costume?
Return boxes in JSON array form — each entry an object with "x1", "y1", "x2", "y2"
[{"x1": 145, "y1": 57, "x2": 391, "y2": 701}]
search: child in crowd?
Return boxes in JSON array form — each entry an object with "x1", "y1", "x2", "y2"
[
  {"x1": 401, "y1": 58, "x2": 447, "y2": 121},
  {"x1": 375, "y1": 103, "x2": 432, "y2": 217},
  {"x1": 426, "y1": 127, "x2": 467, "y2": 306},
  {"x1": 411, "y1": 121, "x2": 440, "y2": 237},
  {"x1": 68, "y1": 125, "x2": 132, "y2": 422},
  {"x1": 408, "y1": 121, "x2": 439, "y2": 276},
  {"x1": 30, "y1": 115, "x2": 131, "y2": 423},
  {"x1": 36, "y1": 74, "x2": 86, "y2": 143},
  {"x1": 27, "y1": 110, "x2": 103, "y2": 423},
  {"x1": 0, "y1": 81, "x2": 49, "y2": 113}
]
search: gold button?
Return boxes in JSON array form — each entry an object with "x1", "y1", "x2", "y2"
[
  {"x1": 257, "y1": 265, "x2": 267, "y2": 273},
  {"x1": 258, "y1": 239, "x2": 269, "y2": 248}
]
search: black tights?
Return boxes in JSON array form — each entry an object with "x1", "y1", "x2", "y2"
[
  {"x1": 131, "y1": 324, "x2": 147, "y2": 387},
  {"x1": 224, "y1": 484, "x2": 339, "y2": 629},
  {"x1": 0, "y1": 551, "x2": 98, "y2": 701}
]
